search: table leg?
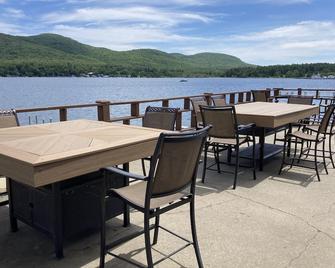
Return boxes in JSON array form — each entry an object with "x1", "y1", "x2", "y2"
[
  {"x1": 52, "y1": 182, "x2": 64, "y2": 259},
  {"x1": 122, "y1": 163, "x2": 130, "y2": 227},
  {"x1": 259, "y1": 128, "x2": 265, "y2": 171},
  {"x1": 287, "y1": 123, "x2": 292, "y2": 157},
  {"x1": 6, "y1": 178, "x2": 18, "y2": 232}
]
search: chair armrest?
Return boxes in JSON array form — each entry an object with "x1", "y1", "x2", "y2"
[{"x1": 101, "y1": 166, "x2": 147, "y2": 181}]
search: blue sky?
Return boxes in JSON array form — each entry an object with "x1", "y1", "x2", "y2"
[{"x1": 0, "y1": 0, "x2": 334, "y2": 65}]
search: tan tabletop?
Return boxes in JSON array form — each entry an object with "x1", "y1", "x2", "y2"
[
  {"x1": 0, "y1": 119, "x2": 162, "y2": 187},
  {"x1": 235, "y1": 102, "x2": 319, "y2": 128}
]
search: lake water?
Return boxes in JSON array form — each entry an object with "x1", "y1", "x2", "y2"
[{"x1": 1, "y1": 77, "x2": 334, "y2": 125}]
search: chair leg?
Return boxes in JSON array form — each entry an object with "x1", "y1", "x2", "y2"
[
  {"x1": 273, "y1": 131, "x2": 277, "y2": 144},
  {"x1": 279, "y1": 135, "x2": 288, "y2": 175},
  {"x1": 99, "y1": 180, "x2": 107, "y2": 268},
  {"x1": 322, "y1": 139, "x2": 328, "y2": 174},
  {"x1": 329, "y1": 134, "x2": 335, "y2": 168},
  {"x1": 233, "y1": 146, "x2": 239, "y2": 189},
  {"x1": 314, "y1": 142, "x2": 321, "y2": 182},
  {"x1": 202, "y1": 143, "x2": 209, "y2": 183},
  {"x1": 144, "y1": 213, "x2": 154, "y2": 268},
  {"x1": 215, "y1": 145, "x2": 221, "y2": 173},
  {"x1": 190, "y1": 198, "x2": 204, "y2": 268},
  {"x1": 252, "y1": 136, "x2": 256, "y2": 180},
  {"x1": 297, "y1": 140, "x2": 304, "y2": 163},
  {"x1": 152, "y1": 212, "x2": 160, "y2": 245},
  {"x1": 290, "y1": 138, "x2": 298, "y2": 169},
  {"x1": 141, "y1": 158, "x2": 147, "y2": 176}
]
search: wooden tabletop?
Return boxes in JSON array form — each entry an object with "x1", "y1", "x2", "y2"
[
  {"x1": 235, "y1": 102, "x2": 319, "y2": 128},
  {"x1": 0, "y1": 120, "x2": 162, "y2": 187}
]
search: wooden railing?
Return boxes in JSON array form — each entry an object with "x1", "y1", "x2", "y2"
[{"x1": 14, "y1": 88, "x2": 335, "y2": 129}]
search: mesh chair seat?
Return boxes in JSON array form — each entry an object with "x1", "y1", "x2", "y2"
[
  {"x1": 210, "y1": 136, "x2": 248, "y2": 145},
  {"x1": 290, "y1": 130, "x2": 323, "y2": 142},
  {"x1": 112, "y1": 181, "x2": 188, "y2": 209}
]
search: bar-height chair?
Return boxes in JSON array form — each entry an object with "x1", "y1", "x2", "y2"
[
  {"x1": 251, "y1": 89, "x2": 272, "y2": 102},
  {"x1": 211, "y1": 95, "x2": 227, "y2": 106},
  {"x1": 200, "y1": 106, "x2": 256, "y2": 189},
  {"x1": 100, "y1": 126, "x2": 210, "y2": 268},
  {"x1": 190, "y1": 97, "x2": 208, "y2": 129},
  {"x1": 141, "y1": 106, "x2": 179, "y2": 176},
  {"x1": 279, "y1": 104, "x2": 335, "y2": 181},
  {"x1": 274, "y1": 96, "x2": 314, "y2": 144},
  {"x1": 0, "y1": 110, "x2": 19, "y2": 207}
]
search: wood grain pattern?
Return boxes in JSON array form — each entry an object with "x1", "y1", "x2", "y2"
[
  {"x1": 0, "y1": 120, "x2": 162, "y2": 187},
  {"x1": 235, "y1": 102, "x2": 319, "y2": 128}
]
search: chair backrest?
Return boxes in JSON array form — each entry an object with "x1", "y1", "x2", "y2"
[
  {"x1": 318, "y1": 104, "x2": 335, "y2": 134},
  {"x1": 288, "y1": 96, "x2": 313, "y2": 105},
  {"x1": 200, "y1": 105, "x2": 237, "y2": 139},
  {"x1": 147, "y1": 126, "x2": 210, "y2": 199},
  {"x1": 211, "y1": 95, "x2": 227, "y2": 106},
  {"x1": 0, "y1": 110, "x2": 19, "y2": 128},
  {"x1": 251, "y1": 90, "x2": 270, "y2": 102},
  {"x1": 190, "y1": 97, "x2": 208, "y2": 127},
  {"x1": 142, "y1": 106, "x2": 179, "y2": 131}
]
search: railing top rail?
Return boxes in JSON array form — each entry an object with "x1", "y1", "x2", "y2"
[
  {"x1": 16, "y1": 103, "x2": 98, "y2": 113},
  {"x1": 275, "y1": 88, "x2": 335, "y2": 91}
]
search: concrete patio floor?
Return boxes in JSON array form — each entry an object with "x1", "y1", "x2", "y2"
[{"x1": 1, "y1": 135, "x2": 335, "y2": 268}]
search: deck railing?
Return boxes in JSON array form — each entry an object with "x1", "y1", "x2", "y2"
[{"x1": 14, "y1": 88, "x2": 335, "y2": 129}]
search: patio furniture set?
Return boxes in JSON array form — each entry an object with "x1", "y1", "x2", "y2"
[{"x1": 0, "y1": 89, "x2": 334, "y2": 267}]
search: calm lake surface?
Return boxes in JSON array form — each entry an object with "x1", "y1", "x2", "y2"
[{"x1": 1, "y1": 77, "x2": 335, "y2": 125}]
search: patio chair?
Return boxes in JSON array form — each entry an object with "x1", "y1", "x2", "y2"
[
  {"x1": 190, "y1": 97, "x2": 208, "y2": 129},
  {"x1": 274, "y1": 96, "x2": 314, "y2": 144},
  {"x1": 141, "y1": 106, "x2": 179, "y2": 176},
  {"x1": 279, "y1": 104, "x2": 335, "y2": 181},
  {"x1": 251, "y1": 89, "x2": 272, "y2": 102},
  {"x1": 200, "y1": 106, "x2": 256, "y2": 189},
  {"x1": 0, "y1": 110, "x2": 19, "y2": 207},
  {"x1": 99, "y1": 126, "x2": 210, "y2": 268},
  {"x1": 211, "y1": 95, "x2": 227, "y2": 106}
]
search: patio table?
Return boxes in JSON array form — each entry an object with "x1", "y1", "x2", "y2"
[
  {"x1": 0, "y1": 119, "x2": 162, "y2": 258},
  {"x1": 235, "y1": 102, "x2": 319, "y2": 170}
]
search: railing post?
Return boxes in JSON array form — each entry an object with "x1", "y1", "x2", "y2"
[
  {"x1": 238, "y1": 92, "x2": 244, "y2": 103},
  {"x1": 246, "y1": 92, "x2": 251, "y2": 101},
  {"x1": 298, "y1": 88, "x2": 302, "y2": 96},
  {"x1": 274, "y1": 88, "x2": 281, "y2": 97},
  {"x1": 176, "y1": 111, "x2": 182, "y2": 131},
  {"x1": 229, "y1": 93, "x2": 235, "y2": 104},
  {"x1": 96, "y1": 100, "x2": 111, "y2": 121},
  {"x1": 59, "y1": 108, "x2": 67, "y2": 121},
  {"x1": 316, "y1": 90, "x2": 320, "y2": 98},
  {"x1": 131, "y1": 102, "x2": 140, "y2": 116},
  {"x1": 162, "y1": 100, "x2": 169, "y2": 107},
  {"x1": 184, "y1": 98, "x2": 190, "y2": 110}
]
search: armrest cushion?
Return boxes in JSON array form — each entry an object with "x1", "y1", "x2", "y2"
[{"x1": 101, "y1": 166, "x2": 147, "y2": 181}]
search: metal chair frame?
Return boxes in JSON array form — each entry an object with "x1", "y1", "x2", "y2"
[
  {"x1": 200, "y1": 105, "x2": 256, "y2": 189},
  {"x1": 279, "y1": 104, "x2": 335, "y2": 181},
  {"x1": 99, "y1": 127, "x2": 210, "y2": 268},
  {"x1": 0, "y1": 109, "x2": 19, "y2": 206},
  {"x1": 251, "y1": 89, "x2": 272, "y2": 102},
  {"x1": 190, "y1": 97, "x2": 209, "y2": 129}
]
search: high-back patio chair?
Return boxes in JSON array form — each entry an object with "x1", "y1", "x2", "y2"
[
  {"x1": 251, "y1": 89, "x2": 271, "y2": 102},
  {"x1": 200, "y1": 106, "x2": 256, "y2": 189},
  {"x1": 274, "y1": 96, "x2": 314, "y2": 144},
  {"x1": 141, "y1": 106, "x2": 179, "y2": 176},
  {"x1": 100, "y1": 126, "x2": 210, "y2": 268},
  {"x1": 211, "y1": 95, "x2": 227, "y2": 106},
  {"x1": 190, "y1": 97, "x2": 208, "y2": 129},
  {"x1": 279, "y1": 104, "x2": 335, "y2": 181},
  {"x1": 0, "y1": 110, "x2": 19, "y2": 207}
]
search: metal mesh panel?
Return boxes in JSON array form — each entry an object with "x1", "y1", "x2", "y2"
[
  {"x1": 142, "y1": 106, "x2": 178, "y2": 130},
  {"x1": 319, "y1": 104, "x2": 335, "y2": 134},
  {"x1": 212, "y1": 96, "x2": 226, "y2": 106},
  {"x1": 190, "y1": 97, "x2": 208, "y2": 125},
  {"x1": 201, "y1": 107, "x2": 236, "y2": 138},
  {"x1": 0, "y1": 110, "x2": 19, "y2": 128},
  {"x1": 288, "y1": 96, "x2": 313, "y2": 105},
  {"x1": 151, "y1": 137, "x2": 203, "y2": 196}
]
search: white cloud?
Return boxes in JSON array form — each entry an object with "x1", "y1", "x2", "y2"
[
  {"x1": 42, "y1": 6, "x2": 211, "y2": 26},
  {"x1": 52, "y1": 24, "x2": 202, "y2": 51},
  {"x1": 0, "y1": 21, "x2": 24, "y2": 34},
  {"x1": 0, "y1": 0, "x2": 6, "y2": 3},
  {"x1": 4, "y1": 8, "x2": 26, "y2": 19}
]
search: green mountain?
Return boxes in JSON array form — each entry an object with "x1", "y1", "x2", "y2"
[{"x1": 0, "y1": 33, "x2": 251, "y2": 77}]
